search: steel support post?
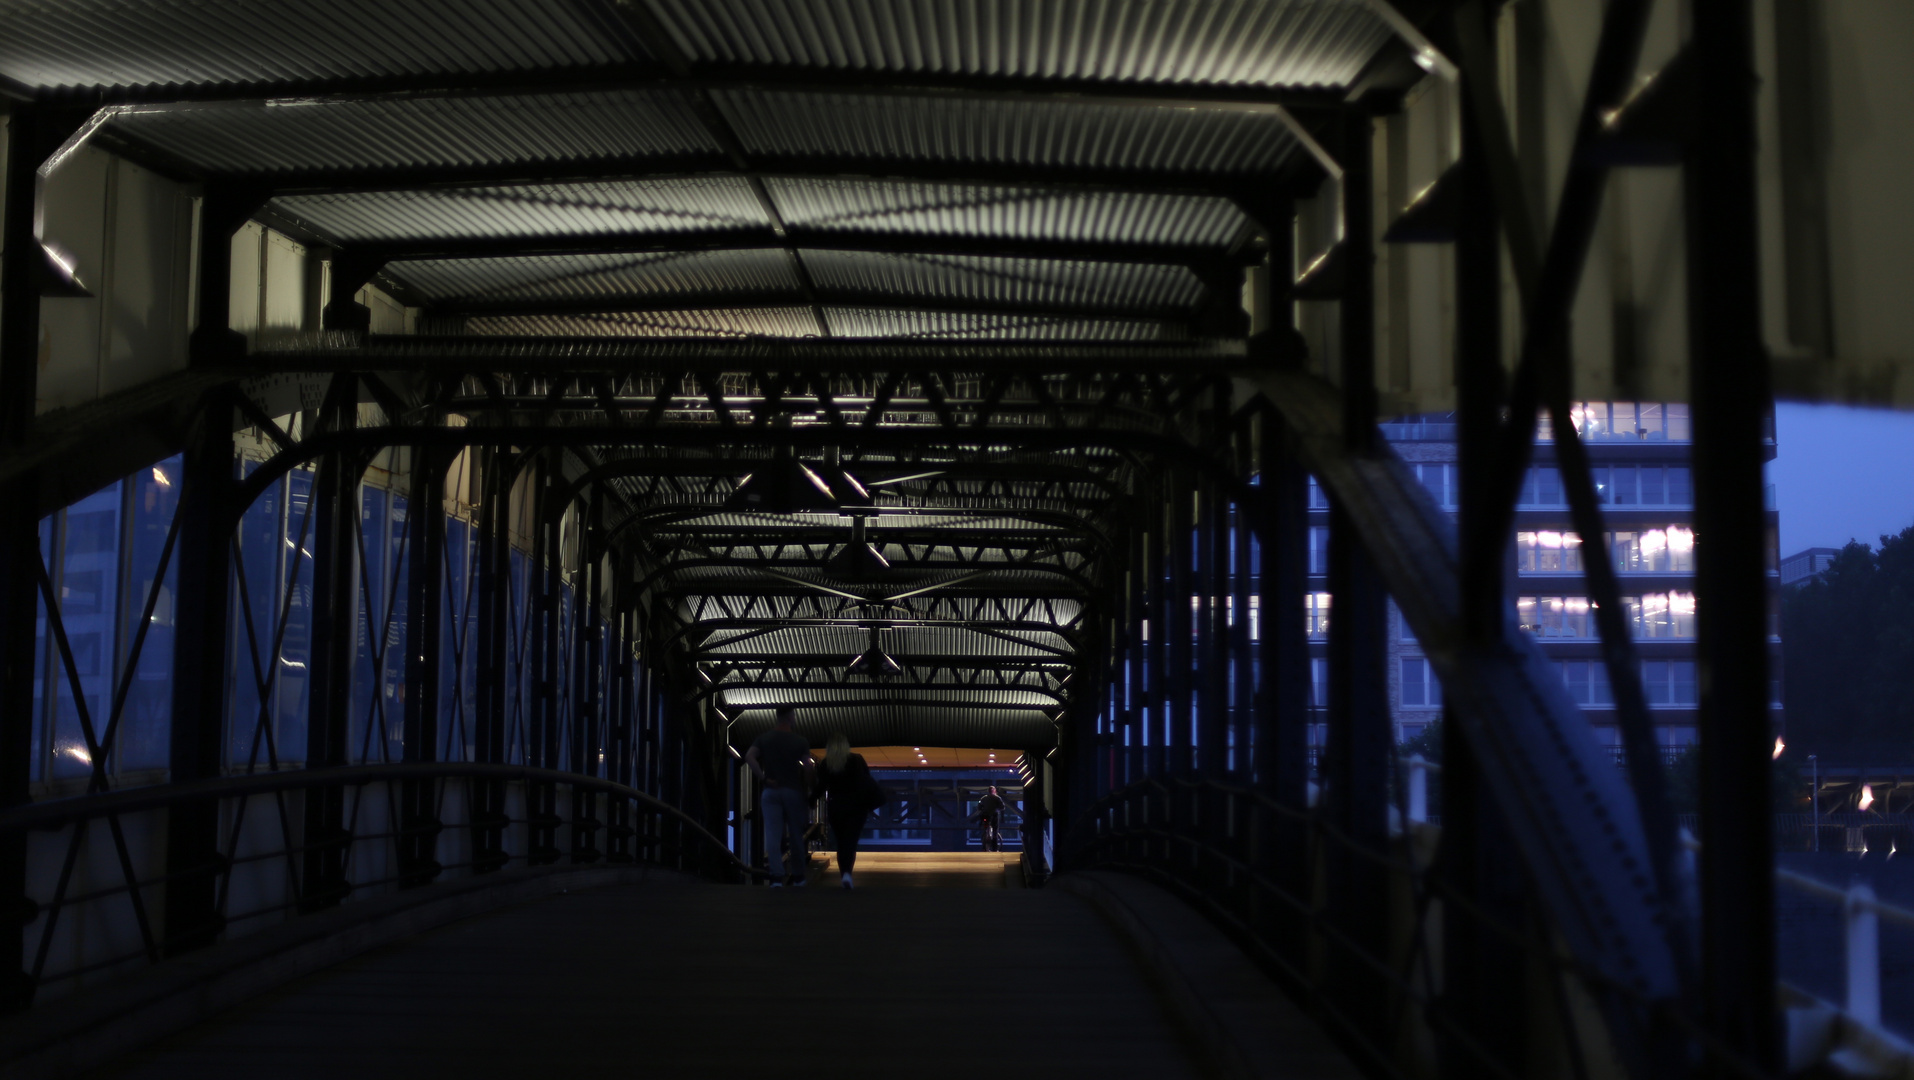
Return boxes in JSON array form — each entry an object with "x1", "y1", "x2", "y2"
[
  {"x1": 1167, "y1": 473, "x2": 1194, "y2": 781},
  {"x1": 1201, "y1": 459, "x2": 1231, "y2": 777},
  {"x1": 1325, "y1": 106, "x2": 1392, "y2": 1023},
  {"x1": 161, "y1": 400, "x2": 237, "y2": 954},
  {"x1": 0, "y1": 105, "x2": 91, "y2": 1005},
  {"x1": 400, "y1": 446, "x2": 445, "y2": 885},
  {"x1": 1440, "y1": 69, "x2": 1530, "y2": 1078},
  {"x1": 535, "y1": 478, "x2": 565, "y2": 864},
  {"x1": 1261, "y1": 405, "x2": 1312, "y2": 966},
  {"x1": 1687, "y1": 0, "x2": 1777, "y2": 1069},
  {"x1": 1143, "y1": 488, "x2": 1168, "y2": 780},
  {"x1": 571, "y1": 500, "x2": 604, "y2": 864},
  {"x1": 472, "y1": 447, "x2": 511, "y2": 870},
  {"x1": 188, "y1": 182, "x2": 270, "y2": 366},
  {"x1": 0, "y1": 107, "x2": 45, "y2": 1009},
  {"x1": 1231, "y1": 426, "x2": 1256, "y2": 786},
  {"x1": 302, "y1": 378, "x2": 359, "y2": 910}
]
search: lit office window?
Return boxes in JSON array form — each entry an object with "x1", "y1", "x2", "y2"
[
  {"x1": 1517, "y1": 596, "x2": 1593, "y2": 638},
  {"x1": 1609, "y1": 528, "x2": 1695, "y2": 573},
  {"x1": 1626, "y1": 592, "x2": 1697, "y2": 639},
  {"x1": 1307, "y1": 526, "x2": 1330, "y2": 575},
  {"x1": 1516, "y1": 530, "x2": 1584, "y2": 573},
  {"x1": 1307, "y1": 475, "x2": 1330, "y2": 510},
  {"x1": 1306, "y1": 592, "x2": 1331, "y2": 639}
]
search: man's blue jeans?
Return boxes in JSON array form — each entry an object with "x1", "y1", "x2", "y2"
[{"x1": 761, "y1": 785, "x2": 809, "y2": 880}]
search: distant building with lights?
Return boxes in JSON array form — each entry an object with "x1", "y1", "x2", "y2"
[
  {"x1": 1365, "y1": 404, "x2": 1781, "y2": 759},
  {"x1": 1780, "y1": 547, "x2": 1841, "y2": 587}
]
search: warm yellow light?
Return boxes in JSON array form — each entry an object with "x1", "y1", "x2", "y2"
[
  {"x1": 1859, "y1": 785, "x2": 1876, "y2": 812},
  {"x1": 151, "y1": 466, "x2": 172, "y2": 488},
  {"x1": 1773, "y1": 736, "x2": 1785, "y2": 760}
]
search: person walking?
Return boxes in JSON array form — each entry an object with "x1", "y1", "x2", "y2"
[
  {"x1": 973, "y1": 785, "x2": 1007, "y2": 852},
  {"x1": 746, "y1": 708, "x2": 815, "y2": 887},
  {"x1": 812, "y1": 731, "x2": 885, "y2": 889}
]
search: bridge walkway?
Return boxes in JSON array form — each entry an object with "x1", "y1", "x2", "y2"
[{"x1": 91, "y1": 859, "x2": 1209, "y2": 1079}]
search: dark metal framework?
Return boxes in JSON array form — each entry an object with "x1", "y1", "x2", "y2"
[{"x1": 0, "y1": 2, "x2": 1782, "y2": 1078}]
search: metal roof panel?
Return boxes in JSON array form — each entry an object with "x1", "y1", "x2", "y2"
[
  {"x1": 0, "y1": 0, "x2": 650, "y2": 92},
  {"x1": 108, "y1": 89, "x2": 715, "y2": 175},
  {"x1": 465, "y1": 308, "x2": 821, "y2": 338},
  {"x1": 644, "y1": 0, "x2": 1395, "y2": 89},
  {"x1": 720, "y1": 88, "x2": 1302, "y2": 174},
  {"x1": 801, "y1": 249, "x2": 1205, "y2": 309},
  {"x1": 767, "y1": 177, "x2": 1249, "y2": 247},
  {"x1": 271, "y1": 177, "x2": 772, "y2": 242},
  {"x1": 392, "y1": 248, "x2": 802, "y2": 304}
]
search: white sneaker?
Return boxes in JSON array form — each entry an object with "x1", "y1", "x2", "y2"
[{"x1": 840, "y1": 873, "x2": 853, "y2": 890}]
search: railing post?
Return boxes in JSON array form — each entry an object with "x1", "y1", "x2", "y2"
[
  {"x1": 302, "y1": 376, "x2": 359, "y2": 911},
  {"x1": 1845, "y1": 883, "x2": 1880, "y2": 1027},
  {"x1": 400, "y1": 445, "x2": 445, "y2": 885}
]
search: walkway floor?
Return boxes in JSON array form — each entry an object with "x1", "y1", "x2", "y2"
[{"x1": 94, "y1": 860, "x2": 1206, "y2": 1079}]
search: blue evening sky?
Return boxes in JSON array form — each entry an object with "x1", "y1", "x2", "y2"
[{"x1": 1771, "y1": 403, "x2": 1914, "y2": 555}]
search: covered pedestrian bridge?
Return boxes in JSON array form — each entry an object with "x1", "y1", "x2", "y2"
[{"x1": 1, "y1": 1, "x2": 1911, "y2": 1077}]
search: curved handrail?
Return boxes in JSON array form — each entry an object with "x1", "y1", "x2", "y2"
[{"x1": 2, "y1": 761, "x2": 762, "y2": 879}]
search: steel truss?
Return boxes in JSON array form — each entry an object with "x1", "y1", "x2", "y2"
[{"x1": 0, "y1": 4, "x2": 1783, "y2": 1079}]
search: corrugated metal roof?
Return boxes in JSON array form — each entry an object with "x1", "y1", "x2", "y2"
[
  {"x1": 107, "y1": 90, "x2": 715, "y2": 175},
  {"x1": 464, "y1": 308, "x2": 821, "y2": 338},
  {"x1": 802, "y1": 249, "x2": 1205, "y2": 310},
  {"x1": 720, "y1": 89, "x2": 1301, "y2": 174},
  {"x1": 0, "y1": 0, "x2": 649, "y2": 91},
  {"x1": 645, "y1": 0, "x2": 1394, "y2": 89},
  {"x1": 271, "y1": 177, "x2": 772, "y2": 243},
  {"x1": 391, "y1": 248, "x2": 801, "y2": 304},
  {"x1": 767, "y1": 177, "x2": 1249, "y2": 247},
  {"x1": 251, "y1": 334, "x2": 1246, "y2": 364},
  {"x1": 825, "y1": 307, "x2": 1186, "y2": 341}
]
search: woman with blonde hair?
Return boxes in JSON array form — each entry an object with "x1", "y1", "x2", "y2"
[{"x1": 812, "y1": 731, "x2": 886, "y2": 889}]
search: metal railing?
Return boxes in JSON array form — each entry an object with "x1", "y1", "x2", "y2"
[
  {"x1": 1068, "y1": 766, "x2": 1777, "y2": 1080},
  {"x1": 5, "y1": 762, "x2": 756, "y2": 1006}
]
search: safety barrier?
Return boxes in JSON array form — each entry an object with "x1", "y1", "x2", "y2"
[{"x1": 3, "y1": 762, "x2": 756, "y2": 1007}]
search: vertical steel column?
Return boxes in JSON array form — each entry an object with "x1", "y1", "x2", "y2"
[
  {"x1": 535, "y1": 484, "x2": 565, "y2": 864},
  {"x1": 1687, "y1": 0, "x2": 1777, "y2": 1068},
  {"x1": 187, "y1": 182, "x2": 270, "y2": 366},
  {"x1": 608, "y1": 599, "x2": 635, "y2": 863},
  {"x1": 161, "y1": 400, "x2": 237, "y2": 954},
  {"x1": 471, "y1": 447, "x2": 511, "y2": 870},
  {"x1": 1441, "y1": 57, "x2": 1530, "y2": 1077},
  {"x1": 1262, "y1": 408, "x2": 1312, "y2": 960},
  {"x1": 1325, "y1": 107, "x2": 1392, "y2": 1016},
  {"x1": 302, "y1": 377, "x2": 359, "y2": 911},
  {"x1": 1231, "y1": 423, "x2": 1256, "y2": 784},
  {"x1": 1142, "y1": 485, "x2": 1168, "y2": 780},
  {"x1": 0, "y1": 106, "x2": 47, "y2": 1006},
  {"x1": 1200, "y1": 415, "x2": 1231, "y2": 776},
  {"x1": 400, "y1": 446, "x2": 445, "y2": 885},
  {"x1": 570, "y1": 498, "x2": 603, "y2": 863},
  {"x1": 1165, "y1": 475, "x2": 1194, "y2": 779}
]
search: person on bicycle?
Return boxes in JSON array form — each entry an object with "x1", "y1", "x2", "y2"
[{"x1": 974, "y1": 786, "x2": 1007, "y2": 851}]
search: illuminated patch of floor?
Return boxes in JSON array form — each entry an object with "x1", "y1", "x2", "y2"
[{"x1": 818, "y1": 851, "x2": 1021, "y2": 889}]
